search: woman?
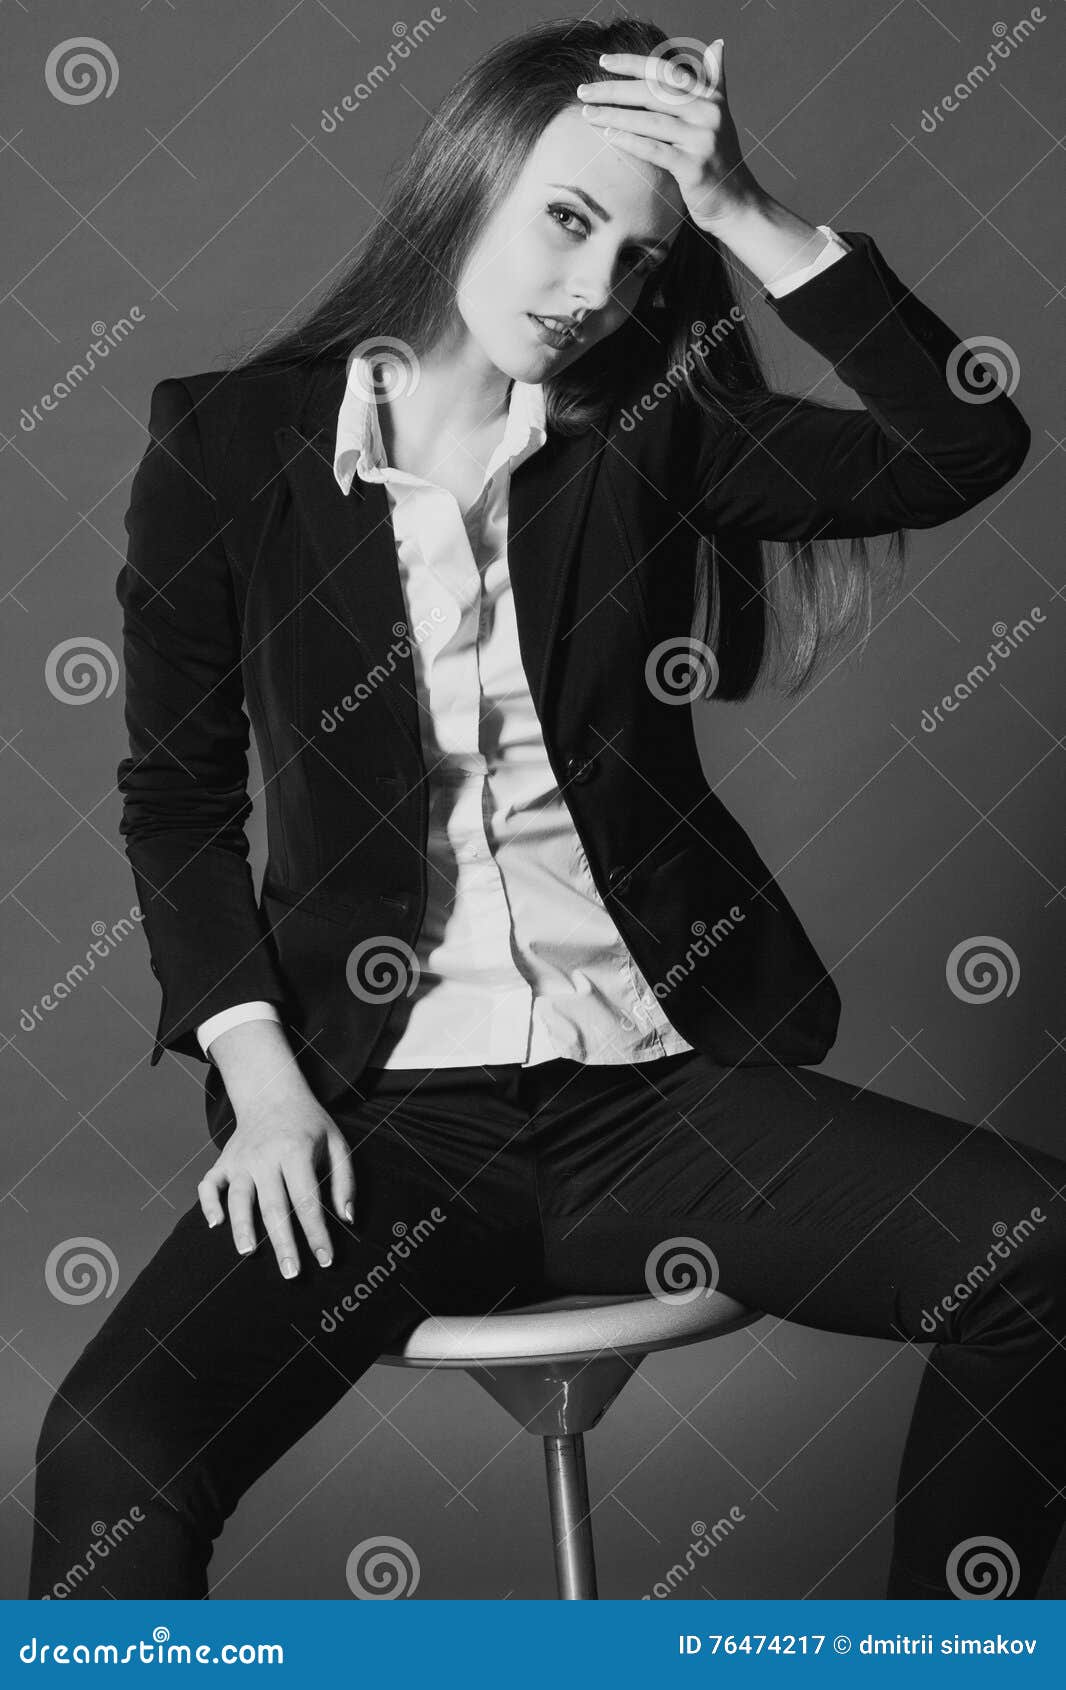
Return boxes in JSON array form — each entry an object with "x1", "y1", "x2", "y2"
[{"x1": 29, "y1": 18, "x2": 1062, "y2": 1602}]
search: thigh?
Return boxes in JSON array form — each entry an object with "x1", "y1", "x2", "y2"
[{"x1": 534, "y1": 1052, "x2": 1066, "y2": 1342}]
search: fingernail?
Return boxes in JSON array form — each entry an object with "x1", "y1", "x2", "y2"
[
  {"x1": 344, "y1": 1202, "x2": 354, "y2": 1223},
  {"x1": 315, "y1": 1248, "x2": 332, "y2": 1268},
  {"x1": 281, "y1": 1257, "x2": 298, "y2": 1279},
  {"x1": 238, "y1": 1238, "x2": 255, "y2": 1254}
]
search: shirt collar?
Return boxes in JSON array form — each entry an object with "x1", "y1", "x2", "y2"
[{"x1": 333, "y1": 351, "x2": 547, "y2": 497}]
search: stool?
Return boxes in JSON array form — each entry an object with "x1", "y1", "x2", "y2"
[{"x1": 378, "y1": 1287, "x2": 762, "y2": 1598}]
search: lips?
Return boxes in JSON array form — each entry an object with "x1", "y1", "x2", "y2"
[{"x1": 528, "y1": 313, "x2": 582, "y2": 349}]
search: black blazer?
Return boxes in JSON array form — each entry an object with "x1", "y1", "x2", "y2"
[{"x1": 116, "y1": 229, "x2": 1031, "y2": 1148}]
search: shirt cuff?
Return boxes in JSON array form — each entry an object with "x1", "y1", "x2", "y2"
[
  {"x1": 763, "y1": 226, "x2": 851, "y2": 298},
  {"x1": 196, "y1": 1001, "x2": 282, "y2": 1059}
]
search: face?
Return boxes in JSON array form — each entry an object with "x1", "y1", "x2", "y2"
[{"x1": 452, "y1": 105, "x2": 686, "y2": 380}]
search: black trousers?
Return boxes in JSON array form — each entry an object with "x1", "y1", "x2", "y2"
[{"x1": 28, "y1": 1049, "x2": 1066, "y2": 1599}]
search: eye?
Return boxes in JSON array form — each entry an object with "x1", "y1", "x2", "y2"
[
  {"x1": 547, "y1": 202, "x2": 590, "y2": 237},
  {"x1": 547, "y1": 203, "x2": 661, "y2": 274}
]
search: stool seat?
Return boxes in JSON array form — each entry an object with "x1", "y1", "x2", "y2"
[
  {"x1": 376, "y1": 1287, "x2": 763, "y2": 1599},
  {"x1": 379, "y1": 1288, "x2": 757, "y2": 1368}
]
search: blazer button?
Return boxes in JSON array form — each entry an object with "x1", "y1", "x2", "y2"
[
  {"x1": 564, "y1": 753, "x2": 594, "y2": 784},
  {"x1": 607, "y1": 865, "x2": 632, "y2": 894}
]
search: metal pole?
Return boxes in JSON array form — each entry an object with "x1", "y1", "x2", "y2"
[{"x1": 543, "y1": 1433, "x2": 598, "y2": 1599}]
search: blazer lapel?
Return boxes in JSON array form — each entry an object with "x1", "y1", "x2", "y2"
[
  {"x1": 273, "y1": 357, "x2": 610, "y2": 754},
  {"x1": 274, "y1": 358, "x2": 421, "y2": 758},
  {"x1": 505, "y1": 423, "x2": 608, "y2": 719}
]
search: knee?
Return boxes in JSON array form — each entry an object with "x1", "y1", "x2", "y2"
[
  {"x1": 34, "y1": 1334, "x2": 184, "y2": 1505},
  {"x1": 35, "y1": 1345, "x2": 140, "y2": 1491}
]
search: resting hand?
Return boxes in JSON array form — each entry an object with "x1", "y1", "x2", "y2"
[{"x1": 198, "y1": 1085, "x2": 356, "y2": 1280}]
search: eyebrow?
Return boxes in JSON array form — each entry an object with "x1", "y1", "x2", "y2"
[{"x1": 545, "y1": 182, "x2": 675, "y2": 253}]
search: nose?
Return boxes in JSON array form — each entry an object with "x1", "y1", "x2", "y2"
[{"x1": 568, "y1": 266, "x2": 616, "y2": 317}]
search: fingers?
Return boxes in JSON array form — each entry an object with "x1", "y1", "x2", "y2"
[
  {"x1": 197, "y1": 1169, "x2": 226, "y2": 1231},
  {"x1": 281, "y1": 1154, "x2": 334, "y2": 1270},
  {"x1": 197, "y1": 1166, "x2": 258, "y2": 1257},
  {"x1": 326, "y1": 1127, "x2": 357, "y2": 1225},
  {"x1": 255, "y1": 1166, "x2": 303, "y2": 1279},
  {"x1": 581, "y1": 102, "x2": 696, "y2": 148},
  {"x1": 582, "y1": 47, "x2": 726, "y2": 113},
  {"x1": 226, "y1": 1174, "x2": 259, "y2": 1259}
]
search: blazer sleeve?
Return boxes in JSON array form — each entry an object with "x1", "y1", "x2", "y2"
[
  {"x1": 675, "y1": 227, "x2": 1032, "y2": 542},
  {"x1": 116, "y1": 376, "x2": 290, "y2": 1066}
]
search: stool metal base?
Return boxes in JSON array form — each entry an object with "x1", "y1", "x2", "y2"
[{"x1": 544, "y1": 1434, "x2": 597, "y2": 1599}]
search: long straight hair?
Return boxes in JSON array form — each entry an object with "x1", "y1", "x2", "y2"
[{"x1": 224, "y1": 14, "x2": 907, "y2": 701}]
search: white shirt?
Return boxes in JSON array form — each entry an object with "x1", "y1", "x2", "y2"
[{"x1": 198, "y1": 228, "x2": 850, "y2": 1064}]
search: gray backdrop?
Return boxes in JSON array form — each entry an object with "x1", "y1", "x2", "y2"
[{"x1": 2, "y1": 0, "x2": 1062, "y2": 1600}]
